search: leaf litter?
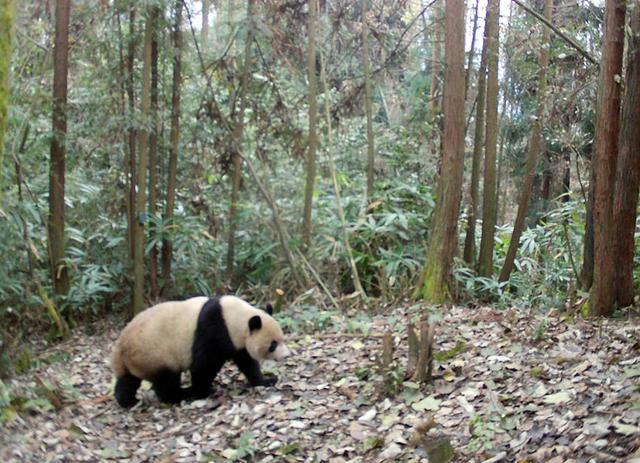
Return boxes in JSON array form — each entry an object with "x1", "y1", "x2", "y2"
[{"x1": 0, "y1": 304, "x2": 639, "y2": 462}]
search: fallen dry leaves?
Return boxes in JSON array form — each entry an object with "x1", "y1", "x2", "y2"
[{"x1": 0, "y1": 304, "x2": 639, "y2": 462}]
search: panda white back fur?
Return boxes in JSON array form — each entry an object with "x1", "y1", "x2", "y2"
[{"x1": 111, "y1": 295, "x2": 289, "y2": 407}]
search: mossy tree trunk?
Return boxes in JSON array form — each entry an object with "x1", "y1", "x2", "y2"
[
  {"x1": 414, "y1": 0, "x2": 466, "y2": 302},
  {"x1": 477, "y1": 0, "x2": 500, "y2": 278},
  {"x1": 590, "y1": 0, "x2": 625, "y2": 316},
  {"x1": 0, "y1": 0, "x2": 14, "y2": 201},
  {"x1": 498, "y1": 0, "x2": 552, "y2": 283},
  {"x1": 48, "y1": 0, "x2": 71, "y2": 296}
]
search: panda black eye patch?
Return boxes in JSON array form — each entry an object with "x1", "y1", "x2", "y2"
[{"x1": 268, "y1": 341, "x2": 277, "y2": 353}]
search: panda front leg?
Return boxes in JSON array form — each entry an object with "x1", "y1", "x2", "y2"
[
  {"x1": 232, "y1": 349, "x2": 278, "y2": 387},
  {"x1": 186, "y1": 358, "x2": 225, "y2": 400}
]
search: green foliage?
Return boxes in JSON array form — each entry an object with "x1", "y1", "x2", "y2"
[
  {"x1": 453, "y1": 199, "x2": 585, "y2": 309},
  {"x1": 222, "y1": 432, "x2": 259, "y2": 461}
]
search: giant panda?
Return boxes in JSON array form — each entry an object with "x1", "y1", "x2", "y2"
[{"x1": 111, "y1": 295, "x2": 289, "y2": 408}]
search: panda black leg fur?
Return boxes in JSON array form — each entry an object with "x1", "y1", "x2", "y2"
[
  {"x1": 189, "y1": 359, "x2": 224, "y2": 400},
  {"x1": 115, "y1": 373, "x2": 142, "y2": 408},
  {"x1": 233, "y1": 349, "x2": 278, "y2": 387},
  {"x1": 152, "y1": 370, "x2": 184, "y2": 404}
]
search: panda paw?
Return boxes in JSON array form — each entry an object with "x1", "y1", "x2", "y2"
[{"x1": 256, "y1": 374, "x2": 278, "y2": 387}]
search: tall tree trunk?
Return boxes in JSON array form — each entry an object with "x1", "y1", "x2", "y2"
[
  {"x1": 202, "y1": 0, "x2": 209, "y2": 44},
  {"x1": 132, "y1": 10, "x2": 154, "y2": 315},
  {"x1": 48, "y1": 0, "x2": 71, "y2": 296},
  {"x1": 126, "y1": 7, "x2": 137, "y2": 261},
  {"x1": 161, "y1": 0, "x2": 183, "y2": 291},
  {"x1": 590, "y1": 0, "x2": 625, "y2": 316},
  {"x1": 414, "y1": 0, "x2": 466, "y2": 302},
  {"x1": 0, "y1": 0, "x2": 14, "y2": 201},
  {"x1": 363, "y1": 0, "x2": 375, "y2": 199},
  {"x1": 226, "y1": 0, "x2": 254, "y2": 278},
  {"x1": 462, "y1": 9, "x2": 488, "y2": 265},
  {"x1": 302, "y1": 0, "x2": 318, "y2": 248},
  {"x1": 148, "y1": 6, "x2": 160, "y2": 300},
  {"x1": 477, "y1": 0, "x2": 500, "y2": 278},
  {"x1": 612, "y1": 1, "x2": 640, "y2": 308},
  {"x1": 499, "y1": 0, "x2": 552, "y2": 283}
]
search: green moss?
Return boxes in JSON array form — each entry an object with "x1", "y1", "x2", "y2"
[{"x1": 0, "y1": 0, "x2": 15, "y2": 200}]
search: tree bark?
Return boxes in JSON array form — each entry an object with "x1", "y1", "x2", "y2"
[
  {"x1": 477, "y1": 0, "x2": 500, "y2": 278},
  {"x1": 499, "y1": 0, "x2": 552, "y2": 283},
  {"x1": 414, "y1": 0, "x2": 466, "y2": 302},
  {"x1": 148, "y1": 6, "x2": 160, "y2": 300},
  {"x1": 132, "y1": 10, "x2": 154, "y2": 314},
  {"x1": 462, "y1": 9, "x2": 488, "y2": 266},
  {"x1": 48, "y1": 0, "x2": 71, "y2": 296},
  {"x1": 161, "y1": 0, "x2": 183, "y2": 291},
  {"x1": 612, "y1": 1, "x2": 640, "y2": 308},
  {"x1": 590, "y1": 0, "x2": 625, "y2": 316},
  {"x1": 225, "y1": 0, "x2": 254, "y2": 279},
  {"x1": 302, "y1": 0, "x2": 318, "y2": 248},
  {"x1": 0, "y1": 0, "x2": 14, "y2": 201},
  {"x1": 363, "y1": 0, "x2": 375, "y2": 199}
]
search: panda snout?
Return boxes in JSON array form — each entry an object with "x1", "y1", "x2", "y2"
[{"x1": 273, "y1": 344, "x2": 290, "y2": 360}]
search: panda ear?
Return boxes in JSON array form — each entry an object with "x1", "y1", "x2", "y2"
[
  {"x1": 248, "y1": 315, "x2": 262, "y2": 332},
  {"x1": 265, "y1": 303, "x2": 273, "y2": 315}
]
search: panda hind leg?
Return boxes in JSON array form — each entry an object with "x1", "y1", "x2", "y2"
[
  {"x1": 152, "y1": 370, "x2": 185, "y2": 404},
  {"x1": 115, "y1": 372, "x2": 142, "y2": 408}
]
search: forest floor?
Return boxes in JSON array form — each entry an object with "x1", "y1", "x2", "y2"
[{"x1": 1, "y1": 303, "x2": 639, "y2": 462}]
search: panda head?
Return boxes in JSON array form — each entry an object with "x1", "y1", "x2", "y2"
[{"x1": 245, "y1": 306, "x2": 290, "y2": 362}]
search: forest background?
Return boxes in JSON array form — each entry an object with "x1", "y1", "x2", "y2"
[{"x1": 0, "y1": 0, "x2": 639, "y2": 375}]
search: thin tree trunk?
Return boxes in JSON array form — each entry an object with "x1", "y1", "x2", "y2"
[
  {"x1": 499, "y1": 0, "x2": 552, "y2": 283},
  {"x1": 226, "y1": 0, "x2": 254, "y2": 279},
  {"x1": 477, "y1": 0, "x2": 500, "y2": 278},
  {"x1": 132, "y1": 10, "x2": 154, "y2": 315},
  {"x1": 462, "y1": 10, "x2": 488, "y2": 265},
  {"x1": 0, "y1": 0, "x2": 14, "y2": 201},
  {"x1": 590, "y1": 0, "x2": 625, "y2": 316},
  {"x1": 126, "y1": 7, "x2": 136, "y2": 262},
  {"x1": 161, "y1": 0, "x2": 183, "y2": 291},
  {"x1": 363, "y1": 0, "x2": 375, "y2": 199},
  {"x1": 414, "y1": 0, "x2": 466, "y2": 302},
  {"x1": 48, "y1": 0, "x2": 71, "y2": 296},
  {"x1": 612, "y1": 1, "x2": 640, "y2": 308},
  {"x1": 148, "y1": 6, "x2": 160, "y2": 300},
  {"x1": 302, "y1": 0, "x2": 318, "y2": 248}
]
